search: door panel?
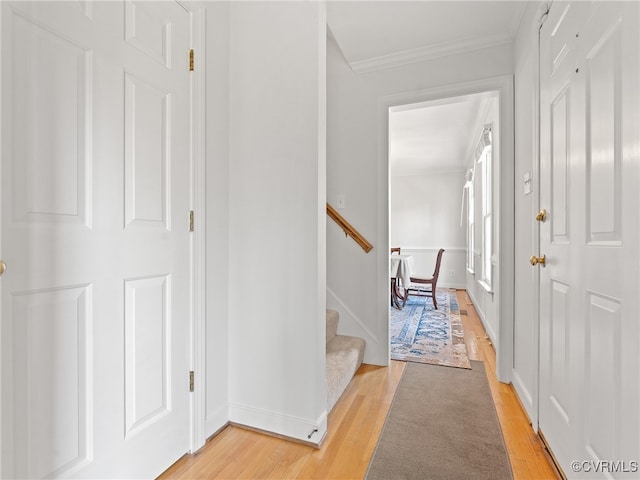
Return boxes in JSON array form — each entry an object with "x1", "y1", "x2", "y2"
[
  {"x1": 124, "y1": 72, "x2": 171, "y2": 228},
  {"x1": 125, "y1": 0, "x2": 173, "y2": 68},
  {"x1": 1, "y1": 2, "x2": 192, "y2": 478},
  {"x1": 585, "y1": 19, "x2": 622, "y2": 244},
  {"x1": 550, "y1": 86, "x2": 570, "y2": 243},
  {"x1": 549, "y1": 279, "x2": 570, "y2": 424},
  {"x1": 13, "y1": 285, "x2": 92, "y2": 479},
  {"x1": 124, "y1": 274, "x2": 171, "y2": 437},
  {"x1": 584, "y1": 292, "x2": 620, "y2": 463},
  {"x1": 539, "y1": 2, "x2": 639, "y2": 476},
  {"x1": 11, "y1": 13, "x2": 91, "y2": 226}
]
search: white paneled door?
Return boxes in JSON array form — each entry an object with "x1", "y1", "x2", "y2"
[
  {"x1": 1, "y1": 2, "x2": 192, "y2": 478},
  {"x1": 539, "y1": 1, "x2": 639, "y2": 477}
]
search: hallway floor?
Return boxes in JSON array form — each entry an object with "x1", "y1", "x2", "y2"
[
  {"x1": 160, "y1": 290, "x2": 560, "y2": 479},
  {"x1": 456, "y1": 290, "x2": 561, "y2": 479}
]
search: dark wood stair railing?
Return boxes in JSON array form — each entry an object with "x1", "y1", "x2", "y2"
[{"x1": 326, "y1": 203, "x2": 373, "y2": 253}]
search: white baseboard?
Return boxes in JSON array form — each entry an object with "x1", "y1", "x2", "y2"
[
  {"x1": 228, "y1": 403, "x2": 327, "y2": 446},
  {"x1": 511, "y1": 369, "x2": 535, "y2": 426},
  {"x1": 466, "y1": 287, "x2": 497, "y2": 345},
  {"x1": 205, "y1": 404, "x2": 229, "y2": 441}
]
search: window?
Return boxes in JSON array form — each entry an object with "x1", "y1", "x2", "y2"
[
  {"x1": 467, "y1": 124, "x2": 492, "y2": 291},
  {"x1": 465, "y1": 169, "x2": 474, "y2": 273},
  {"x1": 479, "y1": 143, "x2": 492, "y2": 288}
]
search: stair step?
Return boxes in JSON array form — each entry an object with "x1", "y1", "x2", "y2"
[
  {"x1": 326, "y1": 334, "x2": 365, "y2": 411},
  {"x1": 325, "y1": 309, "x2": 366, "y2": 412},
  {"x1": 326, "y1": 309, "x2": 339, "y2": 344}
]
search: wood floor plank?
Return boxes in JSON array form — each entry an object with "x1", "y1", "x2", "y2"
[
  {"x1": 457, "y1": 290, "x2": 560, "y2": 480},
  {"x1": 160, "y1": 291, "x2": 559, "y2": 479}
]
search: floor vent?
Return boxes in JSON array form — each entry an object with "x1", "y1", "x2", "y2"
[{"x1": 460, "y1": 309, "x2": 468, "y2": 315}]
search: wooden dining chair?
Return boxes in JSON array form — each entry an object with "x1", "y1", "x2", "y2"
[
  {"x1": 405, "y1": 248, "x2": 445, "y2": 309},
  {"x1": 390, "y1": 247, "x2": 402, "y2": 307}
]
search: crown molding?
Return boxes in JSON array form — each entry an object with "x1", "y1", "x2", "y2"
[
  {"x1": 390, "y1": 166, "x2": 467, "y2": 178},
  {"x1": 350, "y1": 32, "x2": 514, "y2": 74}
]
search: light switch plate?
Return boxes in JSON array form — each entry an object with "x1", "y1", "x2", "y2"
[{"x1": 336, "y1": 194, "x2": 346, "y2": 209}]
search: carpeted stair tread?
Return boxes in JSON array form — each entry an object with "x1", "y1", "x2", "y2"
[
  {"x1": 325, "y1": 309, "x2": 366, "y2": 413},
  {"x1": 326, "y1": 334, "x2": 365, "y2": 412},
  {"x1": 326, "y1": 309, "x2": 339, "y2": 343}
]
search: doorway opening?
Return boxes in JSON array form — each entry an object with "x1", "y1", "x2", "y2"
[{"x1": 387, "y1": 88, "x2": 506, "y2": 373}]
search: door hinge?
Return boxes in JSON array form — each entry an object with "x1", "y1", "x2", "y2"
[
  {"x1": 189, "y1": 49, "x2": 194, "y2": 71},
  {"x1": 189, "y1": 371, "x2": 195, "y2": 392},
  {"x1": 189, "y1": 210, "x2": 194, "y2": 232}
]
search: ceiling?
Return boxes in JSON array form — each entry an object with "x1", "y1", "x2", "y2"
[
  {"x1": 388, "y1": 92, "x2": 496, "y2": 176},
  {"x1": 327, "y1": 1, "x2": 527, "y2": 72},
  {"x1": 326, "y1": 1, "x2": 528, "y2": 175}
]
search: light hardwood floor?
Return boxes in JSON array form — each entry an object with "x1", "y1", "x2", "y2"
[{"x1": 160, "y1": 291, "x2": 560, "y2": 479}]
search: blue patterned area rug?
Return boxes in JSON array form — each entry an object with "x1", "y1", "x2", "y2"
[{"x1": 390, "y1": 289, "x2": 471, "y2": 369}]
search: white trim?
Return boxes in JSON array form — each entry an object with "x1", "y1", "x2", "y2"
[
  {"x1": 205, "y1": 404, "x2": 228, "y2": 439},
  {"x1": 398, "y1": 246, "x2": 466, "y2": 254},
  {"x1": 378, "y1": 75, "x2": 515, "y2": 382},
  {"x1": 527, "y1": 1, "x2": 547, "y2": 431},
  {"x1": 390, "y1": 166, "x2": 466, "y2": 177},
  {"x1": 189, "y1": 4, "x2": 207, "y2": 454},
  {"x1": 464, "y1": 96, "x2": 496, "y2": 167},
  {"x1": 326, "y1": 287, "x2": 379, "y2": 343},
  {"x1": 508, "y1": 2, "x2": 529, "y2": 39},
  {"x1": 0, "y1": 2, "x2": 4, "y2": 475},
  {"x1": 495, "y1": 76, "x2": 515, "y2": 383},
  {"x1": 228, "y1": 403, "x2": 327, "y2": 446},
  {"x1": 466, "y1": 284, "x2": 497, "y2": 346},
  {"x1": 478, "y1": 280, "x2": 493, "y2": 294},
  {"x1": 352, "y1": 33, "x2": 513, "y2": 74},
  {"x1": 511, "y1": 369, "x2": 535, "y2": 424},
  {"x1": 508, "y1": 3, "x2": 546, "y2": 433}
]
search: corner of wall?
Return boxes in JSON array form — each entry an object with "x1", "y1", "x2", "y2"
[{"x1": 204, "y1": 0, "x2": 231, "y2": 439}]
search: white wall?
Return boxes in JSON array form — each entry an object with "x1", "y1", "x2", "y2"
[
  {"x1": 204, "y1": 1, "x2": 231, "y2": 438},
  {"x1": 200, "y1": 1, "x2": 523, "y2": 445},
  {"x1": 227, "y1": 2, "x2": 327, "y2": 444},
  {"x1": 511, "y1": 1, "x2": 541, "y2": 427},
  {"x1": 390, "y1": 171, "x2": 467, "y2": 288},
  {"x1": 327, "y1": 33, "x2": 514, "y2": 366}
]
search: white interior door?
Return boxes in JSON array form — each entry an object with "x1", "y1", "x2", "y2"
[
  {"x1": 1, "y1": 1, "x2": 193, "y2": 478},
  {"x1": 539, "y1": 1, "x2": 639, "y2": 476}
]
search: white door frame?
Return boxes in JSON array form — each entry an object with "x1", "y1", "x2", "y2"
[
  {"x1": 529, "y1": 2, "x2": 549, "y2": 433},
  {"x1": 510, "y1": 3, "x2": 548, "y2": 432},
  {"x1": 378, "y1": 75, "x2": 515, "y2": 381},
  {"x1": 0, "y1": 3, "x2": 4, "y2": 475},
  {"x1": 186, "y1": 2, "x2": 207, "y2": 454}
]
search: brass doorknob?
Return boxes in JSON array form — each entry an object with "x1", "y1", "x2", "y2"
[
  {"x1": 530, "y1": 255, "x2": 546, "y2": 267},
  {"x1": 0, "y1": 260, "x2": 6, "y2": 276},
  {"x1": 536, "y1": 209, "x2": 547, "y2": 222}
]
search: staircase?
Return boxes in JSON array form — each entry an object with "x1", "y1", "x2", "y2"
[{"x1": 326, "y1": 310, "x2": 366, "y2": 412}]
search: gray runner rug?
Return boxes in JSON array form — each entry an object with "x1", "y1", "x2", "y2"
[{"x1": 365, "y1": 361, "x2": 513, "y2": 480}]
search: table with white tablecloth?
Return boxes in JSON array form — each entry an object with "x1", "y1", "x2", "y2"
[{"x1": 390, "y1": 254, "x2": 414, "y2": 309}]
